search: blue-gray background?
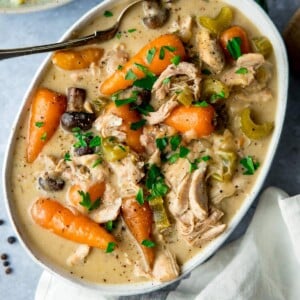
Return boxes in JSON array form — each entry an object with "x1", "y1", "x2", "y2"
[{"x1": 0, "y1": 0, "x2": 299, "y2": 299}]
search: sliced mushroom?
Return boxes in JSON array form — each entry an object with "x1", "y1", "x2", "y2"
[
  {"x1": 38, "y1": 173, "x2": 65, "y2": 192},
  {"x1": 61, "y1": 87, "x2": 96, "y2": 132},
  {"x1": 142, "y1": 0, "x2": 170, "y2": 29}
]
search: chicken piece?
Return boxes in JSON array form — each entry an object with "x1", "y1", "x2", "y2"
[
  {"x1": 234, "y1": 88, "x2": 273, "y2": 103},
  {"x1": 69, "y1": 63, "x2": 102, "y2": 84},
  {"x1": 169, "y1": 15, "x2": 193, "y2": 43},
  {"x1": 148, "y1": 149, "x2": 162, "y2": 166},
  {"x1": 221, "y1": 53, "x2": 265, "y2": 88},
  {"x1": 191, "y1": 224, "x2": 226, "y2": 247},
  {"x1": 197, "y1": 29, "x2": 225, "y2": 74},
  {"x1": 152, "y1": 248, "x2": 180, "y2": 282},
  {"x1": 104, "y1": 43, "x2": 129, "y2": 76},
  {"x1": 145, "y1": 97, "x2": 178, "y2": 125},
  {"x1": 108, "y1": 154, "x2": 144, "y2": 198},
  {"x1": 66, "y1": 245, "x2": 90, "y2": 266},
  {"x1": 151, "y1": 62, "x2": 201, "y2": 109},
  {"x1": 94, "y1": 112, "x2": 126, "y2": 142}
]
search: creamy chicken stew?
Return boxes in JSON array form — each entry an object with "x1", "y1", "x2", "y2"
[{"x1": 10, "y1": 0, "x2": 277, "y2": 284}]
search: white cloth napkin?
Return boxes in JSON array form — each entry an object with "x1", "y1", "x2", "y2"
[{"x1": 35, "y1": 187, "x2": 300, "y2": 300}]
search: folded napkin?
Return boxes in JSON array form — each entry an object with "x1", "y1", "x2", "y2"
[{"x1": 35, "y1": 187, "x2": 300, "y2": 300}]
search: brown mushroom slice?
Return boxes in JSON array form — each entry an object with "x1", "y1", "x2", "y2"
[{"x1": 142, "y1": 0, "x2": 170, "y2": 29}]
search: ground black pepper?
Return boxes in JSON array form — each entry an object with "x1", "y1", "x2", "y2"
[
  {"x1": 3, "y1": 261, "x2": 9, "y2": 267},
  {"x1": 5, "y1": 267, "x2": 12, "y2": 274},
  {"x1": 7, "y1": 236, "x2": 17, "y2": 244},
  {"x1": 0, "y1": 219, "x2": 4, "y2": 225}
]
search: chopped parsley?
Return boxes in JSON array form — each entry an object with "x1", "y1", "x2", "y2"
[
  {"x1": 128, "y1": 28, "x2": 137, "y2": 33},
  {"x1": 104, "y1": 10, "x2": 113, "y2": 17},
  {"x1": 40, "y1": 132, "x2": 47, "y2": 141},
  {"x1": 35, "y1": 121, "x2": 44, "y2": 128},
  {"x1": 136, "y1": 188, "x2": 144, "y2": 205},
  {"x1": 117, "y1": 65, "x2": 123, "y2": 71},
  {"x1": 72, "y1": 128, "x2": 93, "y2": 148},
  {"x1": 64, "y1": 152, "x2": 72, "y2": 162},
  {"x1": 201, "y1": 155, "x2": 212, "y2": 162},
  {"x1": 115, "y1": 96, "x2": 137, "y2": 107},
  {"x1": 210, "y1": 91, "x2": 225, "y2": 103},
  {"x1": 118, "y1": 145, "x2": 126, "y2": 152},
  {"x1": 163, "y1": 77, "x2": 171, "y2": 85},
  {"x1": 146, "y1": 47, "x2": 156, "y2": 64},
  {"x1": 134, "y1": 63, "x2": 155, "y2": 77},
  {"x1": 141, "y1": 239, "x2": 156, "y2": 248},
  {"x1": 156, "y1": 137, "x2": 169, "y2": 151},
  {"x1": 89, "y1": 135, "x2": 102, "y2": 148},
  {"x1": 194, "y1": 100, "x2": 209, "y2": 107},
  {"x1": 146, "y1": 164, "x2": 169, "y2": 199},
  {"x1": 240, "y1": 156, "x2": 260, "y2": 175},
  {"x1": 105, "y1": 220, "x2": 116, "y2": 232},
  {"x1": 125, "y1": 69, "x2": 137, "y2": 81},
  {"x1": 235, "y1": 67, "x2": 248, "y2": 74},
  {"x1": 115, "y1": 32, "x2": 122, "y2": 39},
  {"x1": 105, "y1": 242, "x2": 116, "y2": 253},
  {"x1": 133, "y1": 75, "x2": 157, "y2": 90},
  {"x1": 170, "y1": 135, "x2": 182, "y2": 151},
  {"x1": 189, "y1": 155, "x2": 212, "y2": 172},
  {"x1": 179, "y1": 146, "x2": 190, "y2": 158},
  {"x1": 78, "y1": 191, "x2": 101, "y2": 211},
  {"x1": 159, "y1": 45, "x2": 176, "y2": 60},
  {"x1": 168, "y1": 153, "x2": 180, "y2": 164},
  {"x1": 133, "y1": 103, "x2": 155, "y2": 116},
  {"x1": 92, "y1": 157, "x2": 103, "y2": 168},
  {"x1": 171, "y1": 55, "x2": 181, "y2": 66},
  {"x1": 227, "y1": 37, "x2": 242, "y2": 60},
  {"x1": 130, "y1": 119, "x2": 146, "y2": 130}
]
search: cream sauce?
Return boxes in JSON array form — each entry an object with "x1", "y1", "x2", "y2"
[{"x1": 9, "y1": 0, "x2": 277, "y2": 285}]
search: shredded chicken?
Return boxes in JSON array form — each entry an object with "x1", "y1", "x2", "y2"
[
  {"x1": 67, "y1": 245, "x2": 90, "y2": 266},
  {"x1": 197, "y1": 29, "x2": 225, "y2": 74},
  {"x1": 151, "y1": 62, "x2": 201, "y2": 108},
  {"x1": 221, "y1": 53, "x2": 265, "y2": 88},
  {"x1": 169, "y1": 15, "x2": 193, "y2": 43}
]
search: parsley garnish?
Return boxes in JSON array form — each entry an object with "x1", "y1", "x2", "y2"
[
  {"x1": 201, "y1": 155, "x2": 211, "y2": 162},
  {"x1": 194, "y1": 101, "x2": 209, "y2": 107},
  {"x1": 117, "y1": 65, "x2": 123, "y2": 71},
  {"x1": 64, "y1": 152, "x2": 71, "y2": 162},
  {"x1": 92, "y1": 157, "x2": 103, "y2": 168},
  {"x1": 133, "y1": 75, "x2": 157, "y2": 90},
  {"x1": 35, "y1": 121, "x2": 44, "y2": 128},
  {"x1": 133, "y1": 103, "x2": 155, "y2": 116},
  {"x1": 163, "y1": 77, "x2": 171, "y2": 85},
  {"x1": 106, "y1": 242, "x2": 116, "y2": 253},
  {"x1": 73, "y1": 128, "x2": 93, "y2": 148},
  {"x1": 171, "y1": 55, "x2": 181, "y2": 66},
  {"x1": 141, "y1": 239, "x2": 155, "y2": 248},
  {"x1": 156, "y1": 137, "x2": 168, "y2": 151},
  {"x1": 235, "y1": 67, "x2": 248, "y2": 74},
  {"x1": 227, "y1": 37, "x2": 242, "y2": 60},
  {"x1": 105, "y1": 220, "x2": 116, "y2": 232},
  {"x1": 115, "y1": 32, "x2": 122, "y2": 39},
  {"x1": 115, "y1": 96, "x2": 137, "y2": 107},
  {"x1": 189, "y1": 155, "x2": 211, "y2": 172},
  {"x1": 128, "y1": 28, "x2": 137, "y2": 33},
  {"x1": 104, "y1": 10, "x2": 113, "y2": 17},
  {"x1": 78, "y1": 191, "x2": 101, "y2": 211},
  {"x1": 118, "y1": 145, "x2": 126, "y2": 152},
  {"x1": 136, "y1": 188, "x2": 144, "y2": 205},
  {"x1": 125, "y1": 69, "x2": 137, "y2": 81},
  {"x1": 240, "y1": 156, "x2": 260, "y2": 175},
  {"x1": 146, "y1": 164, "x2": 169, "y2": 199},
  {"x1": 159, "y1": 45, "x2": 176, "y2": 60},
  {"x1": 40, "y1": 132, "x2": 47, "y2": 141},
  {"x1": 170, "y1": 135, "x2": 182, "y2": 151},
  {"x1": 89, "y1": 135, "x2": 102, "y2": 148},
  {"x1": 179, "y1": 146, "x2": 190, "y2": 158},
  {"x1": 210, "y1": 91, "x2": 225, "y2": 103},
  {"x1": 168, "y1": 153, "x2": 180, "y2": 164},
  {"x1": 130, "y1": 119, "x2": 146, "y2": 130},
  {"x1": 146, "y1": 47, "x2": 156, "y2": 64},
  {"x1": 134, "y1": 63, "x2": 155, "y2": 77}
]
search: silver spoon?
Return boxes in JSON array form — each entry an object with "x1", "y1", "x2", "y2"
[{"x1": 0, "y1": 0, "x2": 142, "y2": 60}]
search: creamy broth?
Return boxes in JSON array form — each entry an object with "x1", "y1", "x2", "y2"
[{"x1": 9, "y1": 0, "x2": 277, "y2": 285}]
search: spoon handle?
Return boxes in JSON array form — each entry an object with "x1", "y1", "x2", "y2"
[{"x1": 0, "y1": 26, "x2": 118, "y2": 60}]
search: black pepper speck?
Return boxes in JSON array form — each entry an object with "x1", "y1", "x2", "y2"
[
  {"x1": 1, "y1": 254, "x2": 8, "y2": 260},
  {"x1": 7, "y1": 236, "x2": 17, "y2": 244},
  {"x1": 5, "y1": 267, "x2": 12, "y2": 274}
]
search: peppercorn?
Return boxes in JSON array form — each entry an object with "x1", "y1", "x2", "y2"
[
  {"x1": 3, "y1": 261, "x2": 9, "y2": 267},
  {"x1": 1, "y1": 254, "x2": 8, "y2": 260},
  {"x1": 0, "y1": 219, "x2": 4, "y2": 225},
  {"x1": 7, "y1": 236, "x2": 16, "y2": 244},
  {"x1": 5, "y1": 267, "x2": 12, "y2": 274}
]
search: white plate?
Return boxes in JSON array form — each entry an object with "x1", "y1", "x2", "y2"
[
  {"x1": 0, "y1": 0, "x2": 73, "y2": 14},
  {"x1": 3, "y1": 0, "x2": 289, "y2": 295}
]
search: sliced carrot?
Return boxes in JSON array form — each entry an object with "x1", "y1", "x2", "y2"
[
  {"x1": 220, "y1": 26, "x2": 251, "y2": 59},
  {"x1": 52, "y1": 48, "x2": 104, "y2": 70},
  {"x1": 31, "y1": 198, "x2": 116, "y2": 249},
  {"x1": 27, "y1": 88, "x2": 67, "y2": 163},
  {"x1": 121, "y1": 197, "x2": 154, "y2": 269},
  {"x1": 100, "y1": 34, "x2": 186, "y2": 95},
  {"x1": 164, "y1": 105, "x2": 215, "y2": 138},
  {"x1": 68, "y1": 181, "x2": 106, "y2": 209},
  {"x1": 105, "y1": 103, "x2": 144, "y2": 152}
]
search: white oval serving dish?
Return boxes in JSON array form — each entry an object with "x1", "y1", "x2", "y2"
[{"x1": 3, "y1": 0, "x2": 288, "y2": 295}]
